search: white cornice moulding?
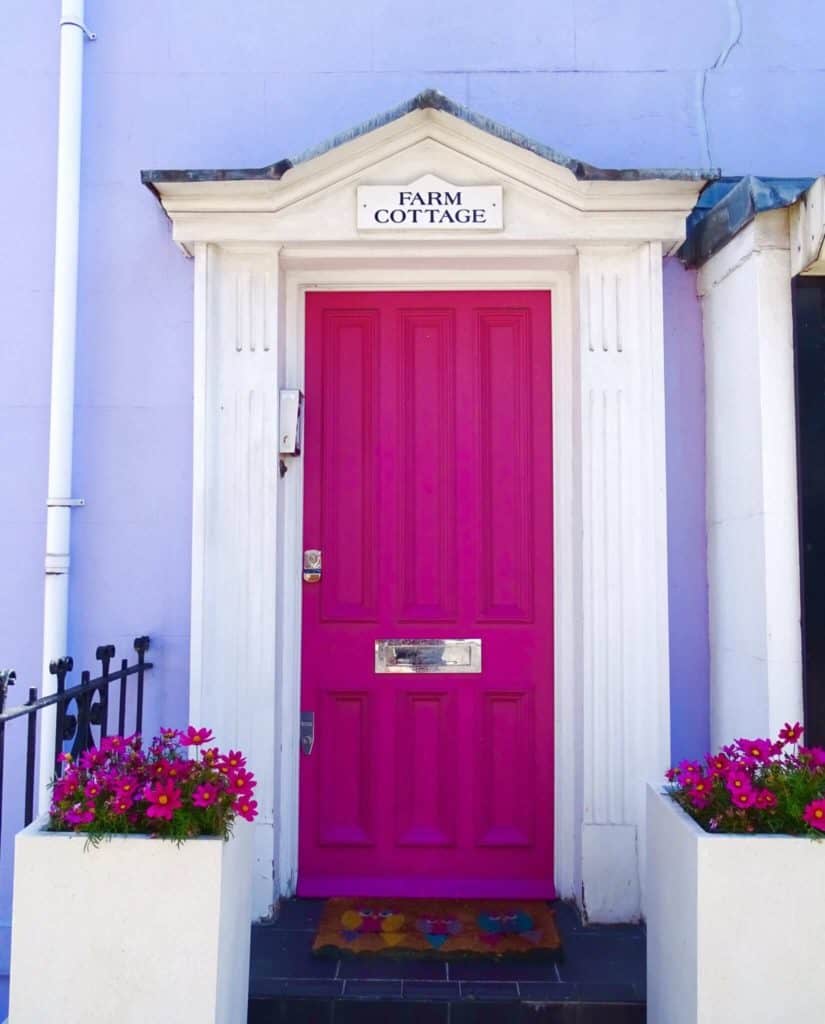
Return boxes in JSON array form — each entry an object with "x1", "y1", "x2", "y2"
[{"x1": 150, "y1": 109, "x2": 703, "y2": 254}]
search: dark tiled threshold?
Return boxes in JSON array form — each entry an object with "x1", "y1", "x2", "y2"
[{"x1": 249, "y1": 899, "x2": 645, "y2": 1022}]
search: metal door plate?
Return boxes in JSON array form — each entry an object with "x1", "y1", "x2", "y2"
[{"x1": 375, "y1": 638, "x2": 481, "y2": 674}]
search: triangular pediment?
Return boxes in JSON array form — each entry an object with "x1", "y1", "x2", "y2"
[{"x1": 142, "y1": 90, "x2": 713, "y2": 249}]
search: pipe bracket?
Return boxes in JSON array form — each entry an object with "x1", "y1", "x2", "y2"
[
  {"x1": 47, "y1": 498, "x2": 85, "y2": 507},
  {"x1": 45, "y1": 552, "x2": 71, "y2": 574},
  {"x1": 59, "y1": 17, "x2": 96, "y2": 41}
]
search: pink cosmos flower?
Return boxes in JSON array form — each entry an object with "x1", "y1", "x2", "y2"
[
  {"x1": 100, "y1": 735, "x2": 126, "y2": 754},
  {"x1": 725, "y1": 769, "x2": 752, "y2": 795},
  {"x1": 677, "y1": 760, "x2": 703, "y2": 787},
  {"x1": 52, "y1": 777, "x2": 78, "y2": 803},
  {"x1": 732, "y1": 788, "x2": 757, "y2": 809},
  {"x1": 779, "y1": 722, "x2": 804, "y2": 746},
  {"x1": 192, "y1": 784, "x2": 219, "y2": 808},
  {"x1": 65, "y1": 803, "x2": 95, "y2": 826},
  {"x1": 165, "y1": 760, "x2": 193, "y2": 782},
  {"x1": 84, "y1": 780, "x2": 103, "y2": 800},
  {"x1": 756, "y1": 789, "x2": 777, "y2": 810},
  {"x1": 221, "y1": 750, "x2": 247, "y2": 771},
  {"x1": 803, "y1": 799, "x2": 825, "y2": 831},
  {"x1": 180, "y1": 726, "x2": 214, "y2": 747},
  {"x1": 706, "y1": 753, "x2": 731, "y2": 776},
  {"x1": 57, "y1": 752, "x2": 73, "y2": 765},
  {"x1": 80, "y1": 749, "x2": 105, "y2": 771},
  {"x1": 114, "y1": 775, "x2": 138, "y2": 798},
  {"x1": 801, "y1": 747, "x2": 825, "y2": 769},
  {"x1": 111, "y1": 795, "x2": 133, "y2": 814},
  {"x1": 235, "y1": 797, "x2": 258, "y2": 822},
  {"x1": 144, "y1": 781, "x2": 183, "y2": 820},
  {"x1": 665, "y1": 766, "x2": 680, "y2": 783},
  {"x1": 737, "y1": 738, "x2": 773, "y2": 763},
  {"x1": 228, "y1": 768, "x2": 256, "y2": 796},
  {"x1": 688, "y1": 787, "x2": 710, "y2": 809}
]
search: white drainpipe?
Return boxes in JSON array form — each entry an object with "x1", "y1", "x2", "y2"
[{"x1": 38, "y1": 0, "x2": 95, "y2": 811}]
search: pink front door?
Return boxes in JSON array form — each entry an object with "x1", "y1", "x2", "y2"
[{"x1": 298, "y1": 291, "x2": 554, "y2": 898}]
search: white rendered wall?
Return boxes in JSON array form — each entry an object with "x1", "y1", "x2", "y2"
[{"x1": 698, "y1": 210, "x2": 803, "y2": 747}]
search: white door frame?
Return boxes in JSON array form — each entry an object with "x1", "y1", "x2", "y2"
[
  {"x1": 275, "y1": 250, "x2": 578, "y2": 903},
  {"x1": 187, "y1": 238, "x2": 673, "y2": 922}
]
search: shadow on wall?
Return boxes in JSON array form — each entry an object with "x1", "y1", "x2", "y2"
[{"x1": 663, "y1": 257, "x2": 710, "y2": 764}]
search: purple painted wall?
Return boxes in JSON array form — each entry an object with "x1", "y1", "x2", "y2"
[
  {"x1": 3, "y1": 0, "x2": 825, "y2": 991},
  {"x1": 663, "y1": 258, "x2": 710, "y2": 763}
]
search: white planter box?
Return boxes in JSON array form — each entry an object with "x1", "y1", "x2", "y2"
[
  {"x1": 646, "y1": 785, "x2": 825, "y2": 1024},
  {"x1": 8, "y1": 815, "x2": 253, "y2": 1024}
]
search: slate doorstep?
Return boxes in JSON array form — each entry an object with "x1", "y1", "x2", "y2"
[
  {"x1": 248, "y1": 988, "x2": 645, "y2": 1023},
  {"x1": 248, "y1": 979, "x2": 645, "y2": 1023}
]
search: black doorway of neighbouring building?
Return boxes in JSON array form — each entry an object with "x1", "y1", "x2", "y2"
[{"x1": 793, "y1": 277, "x2": 825, "y2": 747}]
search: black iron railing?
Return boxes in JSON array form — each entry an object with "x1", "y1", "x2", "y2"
[{"x1": 0, "y1": 636, "x2": 153, "y2": 852}]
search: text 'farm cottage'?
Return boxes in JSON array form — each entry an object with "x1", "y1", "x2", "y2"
[
  {"x1": 373, "y1": 189, "x2": 488, "y2": 225},
  {"x1": 357, "y1": 178, "x2": 504, "y2": 230}
]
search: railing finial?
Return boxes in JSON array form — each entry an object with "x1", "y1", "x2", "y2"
[{"x1": 0, "y1": 670, "x2": 16, "y2": 715}]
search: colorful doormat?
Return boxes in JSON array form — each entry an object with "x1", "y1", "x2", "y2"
[{"x1": 312, "y1": 899, "x2": 562, "y2": 959}]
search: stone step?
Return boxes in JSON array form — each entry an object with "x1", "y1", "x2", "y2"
[{"x1": 248, "y1": 991, "x2": 645, "y2": 1022}]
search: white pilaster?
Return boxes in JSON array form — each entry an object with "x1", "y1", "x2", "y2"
[
  {"x1": 190, "y1": 244, "x2": 280, "y2": 919},
  {"x1": 699, "y1": 210, "x2": 803, "y2": 749},
  {"x1": 577, "y1": 244, "x2": 671, "y2": 922}
]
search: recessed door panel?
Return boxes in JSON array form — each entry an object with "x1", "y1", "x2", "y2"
[
  {"x1": 395, "y1": 690, "x2": 456, "y2": 847},
  {"x1": 398, "y1": 309, "x2": 458, "y2": 622},
  {"x1": 319, "y1": 311, "x2": 379, "y2": 623},
  {"x1": 318, "y1": 691, "x2": 373, "y2": 847},
  {"x1": 478, "y1": 310, "x2": 535, "y2": 622},
  {"x1": 478, "y1": 691, "x2": 534, "y2": 847}
]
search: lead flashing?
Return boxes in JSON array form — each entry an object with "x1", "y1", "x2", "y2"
[
  {"x1": 681, "y1": 175, "x2": 815, "y2": 267},
  {"x1": 141, "y1": 88, "x2": 717, "y2": 196}
]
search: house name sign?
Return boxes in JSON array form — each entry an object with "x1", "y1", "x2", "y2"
[{"x1": 357, "y1": 174, "x2": 503, "y2": 230}]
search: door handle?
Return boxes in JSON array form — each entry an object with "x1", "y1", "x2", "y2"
[{"x1": 300, "y1": 711, "x2": 315, "y2": 755}]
